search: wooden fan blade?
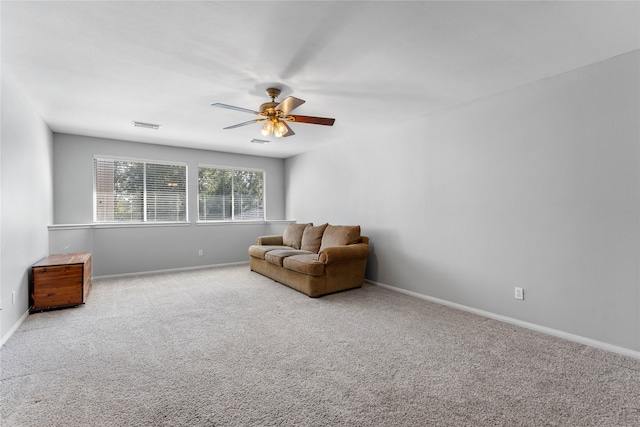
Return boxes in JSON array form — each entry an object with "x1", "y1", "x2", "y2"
[
  {"x1": 288, "y1": 115, "x2": 335, "y2": 126},
  {"x1": 212, "y1": 103, "x2": 260, "y2": 115},
  {"x1": 282, "y1": 121, "x2": 295, "y2": 137},
  {"x1": 223, "y1": 119, "x2": 263, "y2": 129},
  {"x1": 276, "y1": 96, "x2": 305, "y2": 115}
]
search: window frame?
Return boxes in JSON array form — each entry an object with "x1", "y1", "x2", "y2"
[
  {"x1": 93, "y1": 155, "x2": 189, "y2": 224},
  {"x1": 197, "y1": 164, "x2": 266, "y2": 223}
]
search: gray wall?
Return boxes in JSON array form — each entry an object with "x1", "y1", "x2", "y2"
[
  {"x1": 52, "y1": 134, "x2": 287, "y2": 276},
  {"x1": 1, "y1": 76, "x2": 54, "y2": 343},
  {"x1": 285, "y1": 51, "x2": 640, "y2": 353}
]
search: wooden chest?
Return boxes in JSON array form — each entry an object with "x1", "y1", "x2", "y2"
[{"x1": 31, "y1": 253, "x2": 92, "y2": 312}]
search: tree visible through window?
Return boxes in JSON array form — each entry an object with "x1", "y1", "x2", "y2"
[
  {"x1": 198, "y1": 167, "x2": 264, "y2": 221},
  {"x1": 94, "y1": 158, "x2": 187, "y2": 222}
]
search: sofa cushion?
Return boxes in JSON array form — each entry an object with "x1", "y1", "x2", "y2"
[
  {"x1": 249, "y1": 245, "x2": 292, "y2": 260},
  {"x1": 265, "y1": 249, "x2": 313, "y2": 267},
  {"x1": 301, "y1": 223, "x2": 328, "y2": 253},
  {"x1": 283, "y1": 254, "x2": 325, "y2": 276},
  {"x1": 319, "y1": 225, "x2": 361, "y2": 252},
  {"x1": 282, "y1": 222, "x2": 311, "y2": 249}
]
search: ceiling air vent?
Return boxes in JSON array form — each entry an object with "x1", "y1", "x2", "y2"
[
  {"x1": 133, "y1": 121, "x2": 161, "y2": 130},
  {"x1": 250, "y1": 138, "x2": 270, "y2": 144}
]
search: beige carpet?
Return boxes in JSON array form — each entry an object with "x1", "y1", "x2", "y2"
[{"x1": 1, "y1": 264, "x2": 639, "y2": 426}]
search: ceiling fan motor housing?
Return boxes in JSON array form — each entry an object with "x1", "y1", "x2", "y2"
[
  {"x1": 259, "y1": 101, "x2": 279, "y2": 115},
  {"x1": 260, "y1": 88, "x2": 282, "y2": 116}
]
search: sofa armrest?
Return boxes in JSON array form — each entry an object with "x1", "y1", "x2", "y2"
[
  {"x1": 257, "y1": 235, "x2": 283, "y2": 245},
  {"x1": 318, "y1": 243, "x2": 370, "y2": 264}
]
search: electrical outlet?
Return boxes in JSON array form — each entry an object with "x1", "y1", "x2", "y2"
[
  {"x1": 514, "y1": 287, "x2": 524, "y2": 300},
  {"x1": 198, "y1": 249, "x2": 203, "y2": 256}
]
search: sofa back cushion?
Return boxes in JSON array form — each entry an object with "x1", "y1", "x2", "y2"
[
  {"x1": 282, "y1": 222, "x2": 311, "y2": 249},
  {"x1": 319, "y1": 225, "x2": 361, "y2": 252},
  {"x1": 301, "y1": 223, "x2": 328, "y2": 253}
]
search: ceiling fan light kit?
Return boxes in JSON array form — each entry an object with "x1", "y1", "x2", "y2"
[
  {"x1": 275, "y1": 121, "x2": 288, "y2": 137},
  {"x1": 261, "y1": 119, "x2": 274, "y2": 136},
  {"x1": 212, "y1": 87, "x2": 335, "y2": 139}
]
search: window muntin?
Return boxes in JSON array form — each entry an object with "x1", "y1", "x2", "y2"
[
  {"x1": 94, "y1": 157, "x2": 187, "y2": 223},
  {"x1": 198, "y1": 166, "x2": 264, "y2": 221}
]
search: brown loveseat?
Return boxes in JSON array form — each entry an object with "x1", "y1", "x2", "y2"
[{"x1": 249, "y1": 223, "x2": 370, "y2": 297}]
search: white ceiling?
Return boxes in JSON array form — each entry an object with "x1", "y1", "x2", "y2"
[{"x1": 2, "y1": 1, "x2": 638, "y2": 159}]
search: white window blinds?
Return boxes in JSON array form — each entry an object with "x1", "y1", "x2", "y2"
[{"x1": 94, "y1": 158, "x2": 187, "y2": 223}]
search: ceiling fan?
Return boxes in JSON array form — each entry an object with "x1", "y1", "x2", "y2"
[{"x1": 212, "y1": 88, "x2": 335, "y2": 138}]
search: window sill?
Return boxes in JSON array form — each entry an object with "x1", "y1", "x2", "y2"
[
  {"x1": 196, "y1": 219, "x2": 290, "y2": 226},
  {"x1": 48, "y1": 220, "x2": 290, "y2": 230},
  {"x1": 49, "y1": 222, "x2": 191, "y2": 230}
]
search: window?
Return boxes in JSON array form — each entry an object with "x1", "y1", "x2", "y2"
[
  {"x1": 198, "y1": 166, "x2": 264, "y2": 221},
  {"x1": 94, "y1": 157, "x2": 187, "y2": 223}
]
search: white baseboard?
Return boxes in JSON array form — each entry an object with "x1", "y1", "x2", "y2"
[
  {"x1": 0, "y1": 309, "x2": 30, "y2": 348},
  {"x1": 93, "y1": 261, "x2": 249, "y2": 280},
  {"x1": 367, "y1": 279, "x2": 640, "y2": 361}
]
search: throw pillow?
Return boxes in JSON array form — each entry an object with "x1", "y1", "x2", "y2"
[
  {"x1": 282, "y1": 222, "x2": 311, "y2": 249},
  {"x1": 319, "y1": 225, "x2": 361, "y2": 252},
  {"x1": 301, "y1": 223, "x2": 329, "y2": 253}
]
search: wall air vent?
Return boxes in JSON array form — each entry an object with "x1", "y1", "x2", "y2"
[{"x1": 133, "y1": 121, "x2": 161, "y2": 130}]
